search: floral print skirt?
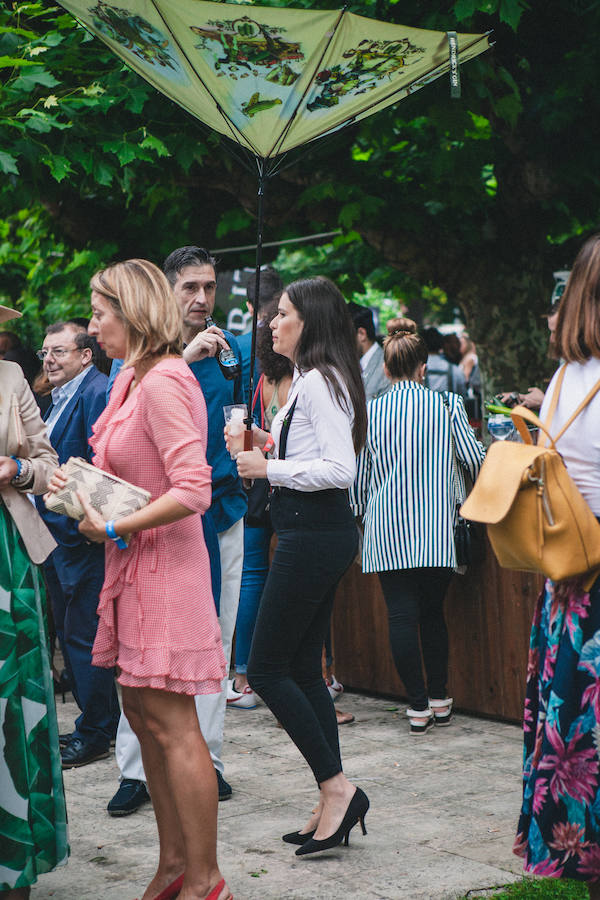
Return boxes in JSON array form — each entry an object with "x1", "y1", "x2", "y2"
[
  {"x1": 514, "y1": 574, "x2": 600, "y2": 881},
  {"x1": 0, "y1": 503, "x2": 68, "y2": 890}
]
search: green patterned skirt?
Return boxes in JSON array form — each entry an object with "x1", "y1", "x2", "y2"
[{"x1": 0, "y1": 502, "x2": 68, "y2": 890}]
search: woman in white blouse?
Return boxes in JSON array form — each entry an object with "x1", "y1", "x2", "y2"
[
  {"x1": 234, "y1": 277, "x2": 369, "y2": 858},
  {"x1": 351, "y1": 320, "x2": 484, "y2": 736}
]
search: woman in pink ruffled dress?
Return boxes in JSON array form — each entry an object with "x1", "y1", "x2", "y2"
[{"x1": 46, "y1": 259, "x2": 231, "y2": 900}]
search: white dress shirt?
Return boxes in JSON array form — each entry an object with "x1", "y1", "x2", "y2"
[
  {"x1": 266, "y1": 367, "x2": 356, "y2": 492},
  {"x1": 45, "y1": 366, "x2": 91, "y2": 437},
  {"x1": 359, "y1": 341, "x2": 378, "y2": 372}
]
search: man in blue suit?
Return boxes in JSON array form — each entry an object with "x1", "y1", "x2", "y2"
[{"x1": 36, "y1": 321, "x2": 120, "y2": 768}]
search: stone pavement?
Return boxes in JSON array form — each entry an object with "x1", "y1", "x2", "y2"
[{"x1": 40, "y1": 691, "x2": 526, "y2": 900}]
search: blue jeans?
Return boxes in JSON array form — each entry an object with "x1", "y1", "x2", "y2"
[{"x1": 234, "y1": 523, "x2": 271, "y2": 674}]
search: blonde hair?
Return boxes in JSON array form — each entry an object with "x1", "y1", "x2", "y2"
[
  {"x1": 90, "y1": 259, "x2": 182, "y2": 367},
  {"x1": 387, "y1": 316, "x2": 417, "y2": 335},
  {"x1": 383, "y1": 317, "x2": 428, "y2": 380}
]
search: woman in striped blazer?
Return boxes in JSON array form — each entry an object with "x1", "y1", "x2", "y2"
[{"x1": 350, "y1": 320, "x2": 484, "y2": 736}]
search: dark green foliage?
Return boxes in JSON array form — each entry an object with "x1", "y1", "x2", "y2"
[
  {"x1": 460, "y1": 877, "x2": 589, "y2": 898},
  {"x1": 1, "y1": 0, "x2": 599, "y2": 388}
]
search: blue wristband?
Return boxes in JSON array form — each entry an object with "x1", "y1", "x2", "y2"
[
  {"x1": 105, "y1": 519, "x2": 128, "y2": 550},
  {"x1": 10, "y1": 456, "x2": 22, "y2": 478}
]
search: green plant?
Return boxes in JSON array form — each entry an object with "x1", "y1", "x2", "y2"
[{"x1": 461, "y1": 877, "x2": 589, "y2": 899}]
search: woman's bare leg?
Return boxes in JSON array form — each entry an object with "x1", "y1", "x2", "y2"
[
  {"x1": 233, "y1": 672, "x2": 249, "y2": 691},
  {"x1": 123, "y1": 686, "x2": 186, "y2": 900},
  {"x1": 313, "y1": 772, "x2": 357, "y2": 842},
  {"x1": 133, "y1": 687, "x2": 230, "y2": 900}
]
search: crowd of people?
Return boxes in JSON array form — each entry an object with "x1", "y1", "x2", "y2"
[{"x1": 2, "y1": 235, "x2": 600, "y2": 898}]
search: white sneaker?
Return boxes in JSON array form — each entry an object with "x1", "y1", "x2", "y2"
[
  {"x1": 325, "y1": 675, "x2": 344, "y2": 702},
  {"x1": 227, "y1": 679, "x2": 257, "y2": 709}
]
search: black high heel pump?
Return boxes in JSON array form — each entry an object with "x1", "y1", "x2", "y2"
[
  {"x1": 282, "y1": 829, "x2": 316, "y2": 846},
  {"x1": 295, "y1": 788, "x2": 369, "y2": 857}
]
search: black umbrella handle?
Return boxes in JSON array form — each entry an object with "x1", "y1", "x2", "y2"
[{"x1": 245, "y1": 158, "x2": 266, "y2": 435}]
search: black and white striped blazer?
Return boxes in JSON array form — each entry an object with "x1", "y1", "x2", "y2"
[{"x1": 349, "y1": 382, "x2": 485, "y2": 572}]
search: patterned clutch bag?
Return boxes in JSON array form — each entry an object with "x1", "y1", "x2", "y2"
[{"x1": 44, "y1": 457, "x2": 151, "y2": 522}]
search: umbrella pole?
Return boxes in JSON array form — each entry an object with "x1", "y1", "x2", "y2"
[{"x1": 244, "y1": 157, "x2": 266, "y2": 448}]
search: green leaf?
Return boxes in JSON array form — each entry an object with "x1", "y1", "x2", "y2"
[
  {"x1": 64, "y1": 249, "x2": 98, "y2": 273},
  {"x1": 16, "y1": 108, "x2": 71, "y2": 131},
  {"x1": 42, "y1": 154, "x2": 73, "y2": 182},
  {"x1": 103, "y1": 139, "x2": 138, "y2": 165},
  {"x1": 140, "y1": 134, "x2": 170, "y2": 158},
  {"x1": 40, "y1": 31, "x2": 65, "y2": 48},
  {"x1": 0, "y1": 151, "x2": 18, "y2": 175},
  {"x1": 69, "y1": 144, "x2": 95, "y2": 174},
  {"x1": 0, "y1": 55, "x2": 38, "y2": 68},
  {"x1": 123, "y1": 86, "x2": 149, "y2": 114},
  {"x1": 12, "y1": 66, "x2": 60, "y2": 91},
  {"x1": 453, "y1": 0, "x2": 480, "y2": 20},
  {"x1": 499, "y1": 0, "x2": 528, "y2": 30},
  {"x1": 494, "y1": 94, "x2": 522, "y2": 127},
  {"x1": 216, "y1": 208, "x2": 252, "y2": 239},
  {"x1": 93, "y1": 159, "x2": 114, "y2": 186},
  {"x1": 297, "y1": 181, "x2": 336, "y2": 208},
  {"x1": 339, "y1": 202, "x2": 362, "y2": 229},
  {"x1": 0, "y1": 25, "x2": 39, "y2": 40}
]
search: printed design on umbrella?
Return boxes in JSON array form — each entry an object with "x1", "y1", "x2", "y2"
[
  {"x1": 306, "y1": 36, "x2": 425, "y2": 112},
  {"x1": 190, "y1": 16, "x2": 304, "y2": 117},
  {"x1": 241, "y1": 93, "x2": 282, "y2": 118},
  {"x1": 89, "y1": 0, "x2": 188, "y2": 83}
]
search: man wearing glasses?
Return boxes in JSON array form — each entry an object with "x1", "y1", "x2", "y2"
[{"x1": 35, "y1": 321, "x2": 120, "y2": 768}]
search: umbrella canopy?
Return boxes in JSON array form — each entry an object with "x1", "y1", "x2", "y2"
[
  {"x1": 57, "y1": 0, "x2": 490, "y2": 160},
  {"x1": 57, "y1": 0, "x2": 491, "y2": 438}
]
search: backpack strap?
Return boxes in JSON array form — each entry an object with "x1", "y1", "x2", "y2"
[
  {"x1": 511, "y1": 406, "x2": 557, "y2": 449},
  {"x1": 538, "y1": 365, "x2": 567, "y2": 443}
]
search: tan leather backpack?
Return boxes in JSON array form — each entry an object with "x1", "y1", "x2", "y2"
[{"x1": 460, "y1": 366, "x2": 600, "y2": 587}]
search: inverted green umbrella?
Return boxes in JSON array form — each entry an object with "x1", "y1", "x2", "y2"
[{"x1": 57, "y1": 0, "x2": 491, "y2": 436}]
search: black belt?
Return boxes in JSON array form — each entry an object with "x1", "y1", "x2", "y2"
[{"x1": 271, "y1": 486, "x2": 344, "y2": 499}]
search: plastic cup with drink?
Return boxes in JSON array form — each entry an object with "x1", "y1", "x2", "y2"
[{"x1": 224, "y1": 404, "x2": 248, "y2": 459}]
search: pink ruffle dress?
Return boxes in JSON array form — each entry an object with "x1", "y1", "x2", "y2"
[{"x1": 90, "y1": 358, "x2": 226, "y2": 695}]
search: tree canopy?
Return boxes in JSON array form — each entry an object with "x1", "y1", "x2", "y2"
[{"x1": 1, "y1": 0, "x2": 599, "y2": 389}]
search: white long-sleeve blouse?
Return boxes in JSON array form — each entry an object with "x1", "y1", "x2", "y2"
[{"x1": 266, "y1": 367, "x2": 356, "y2": 492}]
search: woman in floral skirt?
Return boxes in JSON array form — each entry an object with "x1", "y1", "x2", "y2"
[
  {"x1": 0, "y1": 302, "x2": 67, "y2": 899},
  {"x1": 514, "y1": 233, "x2": 600, "y2": 894}
]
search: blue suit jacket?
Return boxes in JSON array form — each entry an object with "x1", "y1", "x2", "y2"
[{"x1": 36, "y1": 365, "x2": 108, "y2": 547}]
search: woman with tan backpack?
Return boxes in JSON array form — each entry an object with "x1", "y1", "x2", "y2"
[{"x1": 513, "y1": 234, "x2": 600, "y2": 894}]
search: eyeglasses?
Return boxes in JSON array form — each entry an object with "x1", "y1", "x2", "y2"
[{"x1": 36, "y1": 346, "x2": 79, "y2": 361}]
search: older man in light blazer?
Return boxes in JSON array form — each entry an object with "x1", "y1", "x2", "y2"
[{"x1": 347, "y1": 301, "x2": 391, "y2": 401}]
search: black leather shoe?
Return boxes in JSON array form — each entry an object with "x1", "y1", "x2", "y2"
[
  {"x1": 58, "y1": 732, "x2": 73, "y2": 747},
  {"x1": 61, "y1": 737, "x2": 110, "y2": 769},
  {"x1": 107, "y1": 779, "x2": 150, "y2": 816},
  {"x1": 216, "y1": 769, "x2": 232, "y2": 801}
]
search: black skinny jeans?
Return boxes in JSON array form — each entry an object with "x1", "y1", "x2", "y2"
[
  {"x1": 247, "y1": 488, "x2": 357, "y2": 785},
  {"x1": 378, "y1": 567, "x2": 453, "y2": 711}
]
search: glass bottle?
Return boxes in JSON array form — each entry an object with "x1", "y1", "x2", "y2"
[{"x1": 205, "y1": 315, "x2": 241, "y2": 381}]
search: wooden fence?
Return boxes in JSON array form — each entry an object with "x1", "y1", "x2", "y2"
[{"x1": 331, "y1": 543, "x2": 542, "y2": 723}]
